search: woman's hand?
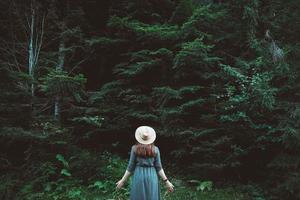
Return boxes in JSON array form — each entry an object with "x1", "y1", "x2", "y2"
[
  {"x1": 115, "y1": 179, "x2": 125, "y2": 190},
  {"x1": 165, "y1": 180, "x2": 174, "y2": 192},
  {"x1": 116, "y1": 170, "x2": 131, "y2": 190}
]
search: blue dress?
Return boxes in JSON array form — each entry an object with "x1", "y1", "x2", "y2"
[{"x1": 126, "y1": 145, "x2": 163, "y2": 200}]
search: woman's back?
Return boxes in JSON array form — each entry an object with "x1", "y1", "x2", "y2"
[
  {"x1": 116, "y1": 126, "x2": 174, "y2": 200},
  {"x1": 127, "y1": 145, "x2": 162, "y2": 173},
  {"x1": 128, "y1": 145, "x2": 162, "y2": 200}
]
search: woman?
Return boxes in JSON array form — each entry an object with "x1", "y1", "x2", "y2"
[{"x1": 116, "y1": 126, "x2": 174, "y2": 200}]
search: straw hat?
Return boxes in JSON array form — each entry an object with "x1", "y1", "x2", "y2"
[{"x1": 135, "y1": 126, "x2": 156, "y2": 145}]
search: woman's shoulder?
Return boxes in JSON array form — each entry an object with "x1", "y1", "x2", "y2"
[
  {"x1": 130, "y1": 144, "x2": 159, "y2": 153},
  {"x1": 131, "y1": 144, "x2": 137, "y2": 150}
]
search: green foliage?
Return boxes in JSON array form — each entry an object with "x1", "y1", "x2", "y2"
[
  {"x1": 170, "y1": 0, "x2": 194, "y2": 25},
  {"x1": 188, "y1": 180, "x2": 214, "y2": 192},
  {"x1": 174, "y1": 37, "x2": 215, "y2": 66},
  {"x1": 0, "y1": 67, "x2": 32, "y2": 127},
  {"x1": 0, "y1": 148, "x2": 129, "y2": 199},
  {"x1": 85, "y1": 37, "x2": 126, "y2": 48},
  {"x1": 71, "y1": 116, "x2": 104, "y2": 128},
  {"x1": 197, "y1": 181, "x2": 213, "y2": 192},
  {"x1": 108, "y1": 16, "x2": 179, "y2": 41},
  {"x1": 56, "y1": 154, "x2": 71, "y2": 177},
  {"x1": 114, "y1": 48, "x2": 173, "y2": 82},
  {"x1": 3, "y1": 149, "x2": 251, "y2": 200},
  {"x1": 1, "y1": 0, "x2": 299, "y2": 199},
  {"x1": 39, "y1": 69, "x2": 86, "y2": 101},
  {"x1": 56, "y1": 154, "x2": 69, "y2": 168},
  {"x1": 162, "y1": 179, "x2": 250, "y2": 200},
  {"x1": 94, "y1": 2, "x2": 299, "y2": 198},
  {"x1": 180, "y1": 4, "x2": 227, "y2": 40}
]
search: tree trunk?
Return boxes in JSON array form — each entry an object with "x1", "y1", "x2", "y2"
[
  {"x1": 27, "y1": 0, "x2": 45, "y2": 114},
  {"x1": 28, "y1": 4, "x2": 35, "y2": 98},
  {"x1": 54, "y1": 30, "x2": 66, "y2": 121}
]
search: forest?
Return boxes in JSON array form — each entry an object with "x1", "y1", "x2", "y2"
[{"x1": 0, "y1": 0, "x2": 299, "y2": 199}]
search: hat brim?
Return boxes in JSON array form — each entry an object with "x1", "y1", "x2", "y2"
[{"x1": 135, "y1": 126, "x2": 156, "y2": 144}]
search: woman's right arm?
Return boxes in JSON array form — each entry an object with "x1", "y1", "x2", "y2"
[
  {"x1": 116, "y1": 170, "x2": 131, "y2": 189},
  {"x1": 116, "y1": 145, "x2": 136, "y2": 189},
  {"x1": 158, "y1": 168, "x2": 174, "y2": 192}
]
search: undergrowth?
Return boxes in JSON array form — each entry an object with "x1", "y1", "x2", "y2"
[{"x1": 1, "y1": 149, "x2": 258, "y2": 200}]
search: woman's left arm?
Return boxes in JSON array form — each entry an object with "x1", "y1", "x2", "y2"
[{"x1": 154, "y1": 147, "x2": 174, "y2": 192}]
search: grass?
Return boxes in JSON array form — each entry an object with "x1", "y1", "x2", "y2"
[
  {"x1": 3, "y1": 151, "x2": 255, "y2": 200},
  {"x1": 102, "y1": 178, "x2": 252, "y2": 200},
  {"x1": 99, "y1": 152, "x2": 253, "y2": 200},
  {"x1": 161, "y1": 180, "x2": 251, "y2": 200}
]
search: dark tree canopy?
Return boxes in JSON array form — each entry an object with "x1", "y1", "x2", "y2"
[{"x1": 0, "y1": 0, "x2": 299, "y2": 199}]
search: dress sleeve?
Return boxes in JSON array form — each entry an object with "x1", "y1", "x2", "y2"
[
  {"x1": 126, "y1": 145, "x2": 136, "y2": 173},
  {"x1": 154, "y1": 146, "x2": 162, "y2": 172}
]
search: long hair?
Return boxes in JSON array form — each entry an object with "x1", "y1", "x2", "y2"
[{"x1": 134, "y1": 143, "x2": 156, "y2": 157}]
